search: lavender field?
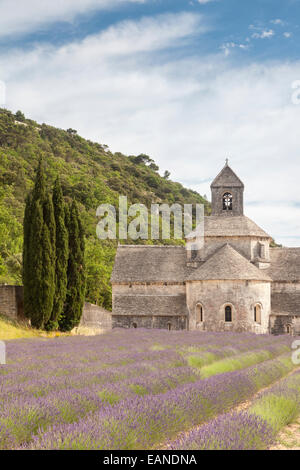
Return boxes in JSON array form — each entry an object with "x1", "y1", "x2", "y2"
[{"x1": 0, "y1": 329, "x2": 299, "y2": 450}]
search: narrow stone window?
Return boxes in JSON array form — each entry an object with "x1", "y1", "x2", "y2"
[
  {"x1": 132, "y1": 322, "x2": 137, "y2": 329},
  {"x1": 225, "y1": 305, "x2": 232, "y2": 322},
  {"x1": 254, "y1": 304, "x2": 261, "y2": 324},
  {"x1": 223, "y1": 192, "x2": 233, "y2": 211},
  {"x1": 167, "y1": 322, "x2": 172, "y2": 331},
  {"x1": 259, "y1": 243, "x2": 266, "y2": 259},
  {"x1": 286, "y1": 325, "x2": 291, "y2": 335},
  {"x1": 191, "y1": 245, "x2": 198, "y2": 260},
  {"x1": 196, "y1": 304, "x2": 203, "y2": 323}
]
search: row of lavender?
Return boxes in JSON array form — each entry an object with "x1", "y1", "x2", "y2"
[
  {"x1": 0, "y1": 330, "x2": 296, "y2": 449},
  {"x1": 22, "y1": 353, "x2": 296, "y2": 449},
  {"x1": 1, "y1": 331, "x2": 291, "y2": 406},
  {"x1": 170, "y1": 369, "x2": 300, "y2": 450}
]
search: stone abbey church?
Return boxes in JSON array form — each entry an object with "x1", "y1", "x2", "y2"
[{"x1": 111, "y1": 163, "x2": 300, "y2": 335}]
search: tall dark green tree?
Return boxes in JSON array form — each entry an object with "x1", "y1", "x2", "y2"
[
  {"x1": 45, "y1": 178, "x2": 68, "y2": 331},
  {"x1": 59, "y1": 200, "x2": 85, "y2": 332},
  {"x1": 23, "y1": 159, "x2": 56, "y2": 329}
]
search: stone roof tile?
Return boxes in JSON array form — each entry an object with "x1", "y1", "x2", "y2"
[
  {"x1": 187, "y1": 216, "x2": 271, "y2": 239},
  {"x1": 268, "y1": 248, "x2": 300, "y2": 281},
  {"x1": 271, "y1": 292, "x2": 300, "y2": 316},
  {"x1": 111, "y1": 245, "x2": 187, "y2": 283},
  {"x1": 113, "y1": 294, "x2": 188, "y2": 316},
  {"x1": 187, "y1": 244, "x2": 272, "y2": 281},
  {"x1": 211, "y1": 163, "x2": 244, "y2": 188}
]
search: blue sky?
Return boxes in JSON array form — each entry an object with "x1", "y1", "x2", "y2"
[
  {"x1": 0, "y1": 0, "x2": 300, "y2": 245},
  {"x1": 0, "y1": 0, "x2": 298, "y2": 60}
]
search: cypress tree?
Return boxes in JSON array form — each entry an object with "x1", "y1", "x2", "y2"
[
  {"x1": 23, "y1": 159, "x2": 56, "y2": 329},
  {"x1": 42, "y1": 193, "x2": 56, "y2": 328},
  {"x1": 59, "y1": 200, "x2": 85, "y2": 332},
  {"x1": 23, "y1": 196, "x2": 43, "y2": 325},
  {"x1": 46, "y1": 178, "x2": 68, "y2": 331},
  {"x1": 39, "y1": 199, "x2": 56, "y2": 326},
  {"x1": 23, "y1": 192, "x2": 31, "y2": 312}
]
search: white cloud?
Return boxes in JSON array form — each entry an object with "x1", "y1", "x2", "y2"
[
  {"x1": 0, "y1": 0, "x2": 146, "y2": 37},
  {"x1": 247, "y1": 203, "x2": 300, "y2": 247},
  {"x1": 220, "y1": 42, "x2": 235, "y2": 57},
  {"x1": 271, "y1": 19, "x2": 285, "y2": 26},
  {"x1": 221, "y1": 42, "x2": 248, "y2": 56},
  {"x1": 0, "y1": 12, "x2": 206, "y2": 76},
  {"x1": 75, "y1": 12, "x2": 206, "y2": 58},
  {"x1": 252, "y1": 29, "x2": 275, "y2": 39},
  {"x1": 0, "y1": 12, "x2": 300, "y2": 246},
  {"x1": 283, "y1": 32, "x2": 292, "y2": 38}
]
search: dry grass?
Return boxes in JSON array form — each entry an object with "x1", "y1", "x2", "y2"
[{"x1": 0, "y1": 314, "x2": 68, "y2": 340}]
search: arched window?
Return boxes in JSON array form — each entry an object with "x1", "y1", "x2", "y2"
[
  {"x1": 225, "y1": 305, "x2": 232, "y2": 322},
  {"x1": 254, "y1": 304, "x2": 261, "y2": 324},
  {"x1": 223, "y1": 192, "x2": 233, "y2": 211},
  {"x1": 167, "y1": 322, "x2": 172, "y2": 331},
  {"x1": 196, "y1": 304, "x2": 203, "y2": 323},
  {"x1": 286, "y1": 325, "x2": 291, "y2": 335},
  {"x1": 132, "y1": 322, "x2": 137, "y2": 329}
]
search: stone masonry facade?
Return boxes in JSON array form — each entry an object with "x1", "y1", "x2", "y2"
[{"x1": 111, "y1": 163, "x2": 300, "y2": 335}]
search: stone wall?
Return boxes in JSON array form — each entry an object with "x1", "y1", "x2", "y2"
[
  {"x1": 192, "y1": 236, "x2": 270, "y2": 263},
  {"x1": 112, "y1": 314, "x2": 187, "y2": 330},
  {"x1": 0, "y1": 285, "x2": 24, "y2": 320},
  {"x1": 186, "y1": 279, "x2": 271, "y2": 334},
  {"x1": 113, "y1": 294, "x2": 187, "y2": 316},
  {"x1": 270, "y1": 280, "x2": 300, "y2": 334},
  {"x1": 111, "y1": 282, "x2": 188, "y2": 330},
  {"x1": 211, "y1": 186, "x2": 244, "y2": 216},
  {"x1": 76, "y1": 302, "x2": 112, "y2": 333},
  {"x1": 112, "y1": 283, "x2": 187, "y2": 316},
  {"x1": 271, "y1": 282, "x2": 300, "y2": 317},
  {"x1": 270, "y1": 315, "x2": 300, "y2": 336},
  {"x1": 113, "y1": 282, "x2": 186, "y2": 295},
  {"x1": 272, "y1": 282, "x2": 300, "y2": 293}
]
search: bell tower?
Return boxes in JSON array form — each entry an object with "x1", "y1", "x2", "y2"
[{"x1": 211, "y1": 160, "x2": 244, "y2": 216}]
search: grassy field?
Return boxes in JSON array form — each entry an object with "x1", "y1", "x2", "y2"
[
  {"x1": 0, "y1": 315, "x2": 67, "y2": 340},
  {"x1": 0, "y1": 329, "x2": 299, "y2": 450}
]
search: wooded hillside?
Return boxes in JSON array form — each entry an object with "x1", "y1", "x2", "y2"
[{"x1": 0, "y1": 108, "x2": 210, "y2": 309}]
